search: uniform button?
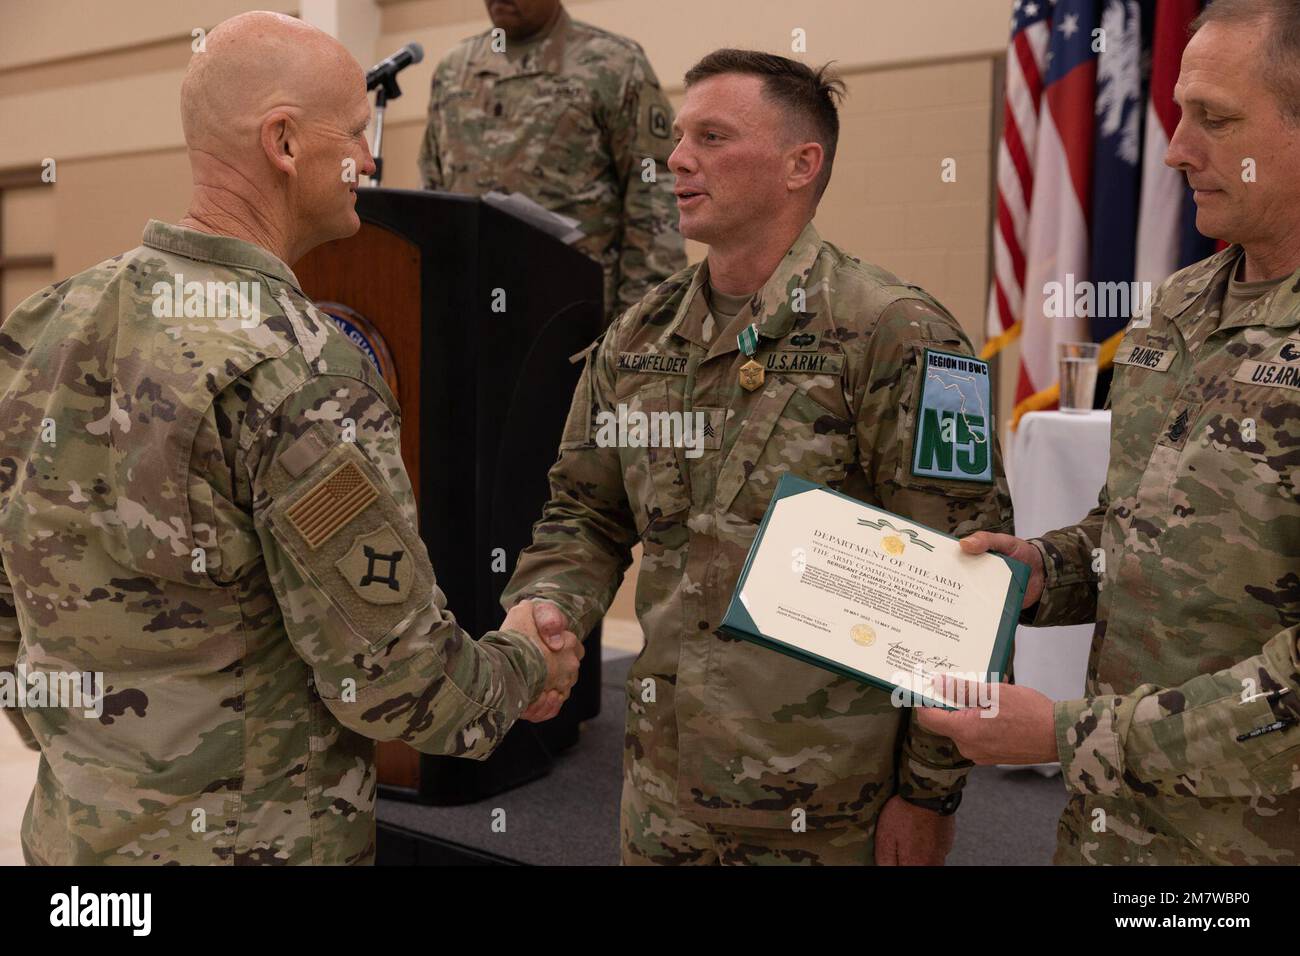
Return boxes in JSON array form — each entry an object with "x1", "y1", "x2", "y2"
[{"x1": 698, "y1": 621, "x2": 709, "y2": 630}]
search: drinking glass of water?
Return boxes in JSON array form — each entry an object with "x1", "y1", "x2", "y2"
[{"x1": 1059, "y1": 342, "x2": 1100, "y2": 412}]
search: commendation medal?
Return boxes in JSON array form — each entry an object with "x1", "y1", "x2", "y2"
[{"x1": 737, "y1": 323, "x2": 764, "y2": 392}]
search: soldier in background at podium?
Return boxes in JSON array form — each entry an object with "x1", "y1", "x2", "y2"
[
  {"x1": 0, "y1": 11, "x2": 581, "y2": 865},
  {"x1": 504, "y1": 51, "x2": 1015, "y2": 864},
  {"x1": 417, "y1": 0, "x2": 686, "y2": 321}
]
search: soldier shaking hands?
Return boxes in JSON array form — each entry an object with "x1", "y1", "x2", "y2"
[{"x1": 0, "y1": 11, "x2": 582, "y2": 866}]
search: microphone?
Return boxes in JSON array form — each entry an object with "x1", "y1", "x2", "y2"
[{"x1": 366, "y1": 42, "x2": 424, "y2": 92}]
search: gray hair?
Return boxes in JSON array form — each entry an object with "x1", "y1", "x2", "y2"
[{"x1": 1192, "y1": 0, "x2": 1300, "y2": 124}]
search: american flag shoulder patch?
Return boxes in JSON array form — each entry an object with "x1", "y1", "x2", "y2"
[{"x1": 285, "y1": 458, "x2": 380, "y2": 549}]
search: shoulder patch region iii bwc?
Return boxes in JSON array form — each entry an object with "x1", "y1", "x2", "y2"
[{"x1": 911, "y1": 348, "x2": 993, "y2": 484}]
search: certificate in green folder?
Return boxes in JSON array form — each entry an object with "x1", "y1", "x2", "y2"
[{"x1": 720, "y1": 474, "x2": 1029, "y2": 710}]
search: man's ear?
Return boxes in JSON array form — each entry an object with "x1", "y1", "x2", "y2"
[
  {"x1": 261, "y1": 112, "x2": 298, "y2": 176},
  {"x1": 786, "y1": 141, "x2": 824, "y2": 195}
]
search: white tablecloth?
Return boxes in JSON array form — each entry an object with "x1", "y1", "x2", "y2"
[{"x1": 1007, "y1": 411, "x2": 1111, "y2": 701}]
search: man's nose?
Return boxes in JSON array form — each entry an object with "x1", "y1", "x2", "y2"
[
  {"x1": 667, "y1": 139, "x2": 692, "y2": 177},
  {"x1": 360, "y1": 141, "x2": 378, "y2": 179},
  {"x1": 1164, "y1": 115, "x2": 1197, "y2": 172}
]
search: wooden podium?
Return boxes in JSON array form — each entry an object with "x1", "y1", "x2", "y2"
[{"x1": 294, "y1": 188, "x2": 605, "y2": 805}]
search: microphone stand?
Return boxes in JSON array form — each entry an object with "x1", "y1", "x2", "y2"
[{"x1": 369, "y1": 70, "x2": 406, "y2": 187}]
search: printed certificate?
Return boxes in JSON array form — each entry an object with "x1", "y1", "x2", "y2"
[{"x1": 720, "y1": 474, "x2": 1028, "y2": 707}]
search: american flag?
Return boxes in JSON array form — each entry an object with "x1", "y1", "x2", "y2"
[
  {"x1": 986, "y1": 0, "x2": 1215, "y2": 424},
  {"x1": 984, "y1": 0, "x2": 1054, "y2": 372},
  {"x1": 1015, "y1": 0, "x2": 1099, "y2": 417}
]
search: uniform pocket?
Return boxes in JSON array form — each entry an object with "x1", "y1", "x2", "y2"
[
  {"x1": 725, "y1": 382, "x2": 856, "y2": 522},
  {"x1": 617, "y1": 380, "x2": 692, "y2": 534}
]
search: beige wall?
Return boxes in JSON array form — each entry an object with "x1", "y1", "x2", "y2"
[
  {"x1": 0, "y1": 0, "x2": 1019, "y2": 648},
  {"x1": 0, "y1": 0, "x2": 1018, "y2": 421},
  {"x1": 0, "y1": 0, "x2": 1009, "y2": 314}
]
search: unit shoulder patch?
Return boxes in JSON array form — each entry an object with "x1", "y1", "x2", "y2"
[
  {"x1": 910, "y1": 348, "x2": 994, "y2": 484},
  {"x1": 648, "y1": 104, "x2": 670, "y2": 139},
  {"x1": 268, "y1": 442, "x2": 434, "y2": 649},
  {"x1": 337, "y1": 524, "x2": 412, "y2": 605}
]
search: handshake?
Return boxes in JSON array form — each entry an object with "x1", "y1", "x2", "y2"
[{"x1": 500, "y1": 599, "x2": 585, "y2": 724}]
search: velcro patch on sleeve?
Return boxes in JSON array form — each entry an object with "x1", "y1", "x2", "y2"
[
  {"x1": 336, "y1": 523, "x2": 413, "y2": 605},
  {"x1": 285, "y1": 459, "x2": 379, "y2": 549},
  {"x1": 910, "y1": 348, "x2": 994, "y2": 484},
  {"x1": 269, "y1": 442, "x2": 434, "y2": 651}
]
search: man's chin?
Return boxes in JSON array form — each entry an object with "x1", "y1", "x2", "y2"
[
  {"x1": 341, "y1": 205, "x2": 362, "y2": 235},
  {"x1": 678, "y1": 214, "x2": 715, "y2": 246},
  {"x1": 1192, "y1": 208, "x2": 1232, "y2": 246}
]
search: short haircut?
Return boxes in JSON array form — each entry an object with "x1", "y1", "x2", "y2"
[
  {"x1": 683, "y1": 49, "x2": 846, "y2": 202},
  {"x1": 1192, "y1": 0, "x2": 1300, "y2": 124}
]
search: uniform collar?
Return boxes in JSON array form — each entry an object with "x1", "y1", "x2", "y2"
[
  {"x1": 466, "y1": 6, "x2": 572, "y2": 79},
  {"x1": 141, "y1": 220, "x2": 302, "y2": 291},
  {"x1": 1163, "y1": 244, "x2": 1240, "y2": 325},
  {"x1": 670, "y1": 221, "x2": 824, "y2": 353},
  {"x1": 1164, "y1": 243, "x2": 1300, "y2": 333}
]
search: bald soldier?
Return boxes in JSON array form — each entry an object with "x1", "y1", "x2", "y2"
[
  {"x1": 919, "y1": 0, "x2": 1300, "y2": 865},
  {"x1": 0, "y1": 11, "x2": 581, "y2": 866},
  {"x1": 507, "y1": 51, "x2": 1014, "y2": 865},
  {"x1": 418, "y1": 0, "x2": 686, "y2": 321}
]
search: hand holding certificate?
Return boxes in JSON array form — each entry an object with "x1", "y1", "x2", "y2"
[{"x1": 721, "y1": 474, "x2": 1029, "y2": 709}]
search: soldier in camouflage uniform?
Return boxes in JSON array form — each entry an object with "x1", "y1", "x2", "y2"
[
  {"x1": 417, "y1": 0, "x2": 686, "y2": 321},
  {"x1": 0, "y1": 11, "x2": 580, "y2": 865},
  {"x1": 918, "y1": 1, "x2": 1300, "y2": 865},
  {"x1": 504, "y1": 51, "x2": 1014, "y2": 865}
]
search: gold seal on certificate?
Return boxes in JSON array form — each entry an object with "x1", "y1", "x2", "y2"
[
  {"x1": 850, "y1": 623, "x2": 876, "y2": 646},
  {"x1": 721, "y1": 474, "x2": 1028, "y2": 708}
]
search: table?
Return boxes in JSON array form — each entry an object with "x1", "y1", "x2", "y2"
[{"x1": 1007, "y1": 411, "x2": 1111, "y2": 704}]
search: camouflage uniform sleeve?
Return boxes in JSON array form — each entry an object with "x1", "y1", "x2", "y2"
[
  {"x1": 858, "y1": 298, "x2": 1015, "y2": 804},
  {"x1": 1024, "y1": 484, "x2": 1109, "y2": 627},
  {"x1": 246, "y1": 373, "x2": 547, "y2": 758},
  {"x1": 499, "y1": 328, "x2": 639, "y2": 637},
  {"x1": 1055, "y1": 625, "x2": 1300, "y2": 799},
  {"x1": 416, "y1": 56, "x2": 450, "y2": 190},
  {"x1": 604, "y1": 52, "x2": 686, "y2": 314},
  {"x1": 1, "y1": 557, "x2": 38, "y2": 750}
]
